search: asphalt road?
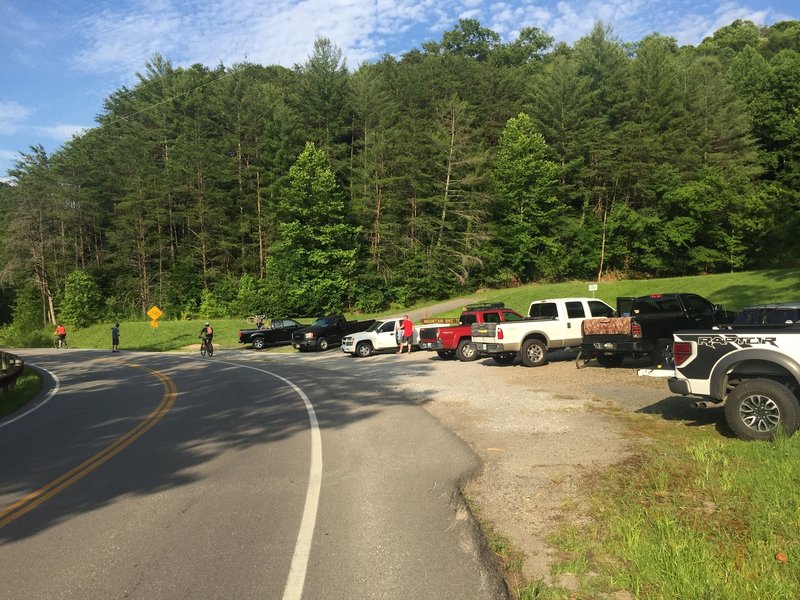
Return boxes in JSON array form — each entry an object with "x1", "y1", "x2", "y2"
[{"x1": 0, "y1": 349, "x2": 505, "y2": 599}]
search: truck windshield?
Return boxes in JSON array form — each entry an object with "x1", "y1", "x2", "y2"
[
  {"x1": 311, "y1": 317, "x2": 334, "y2": 327},
  {"x1": 364, "y1": 321, "x2": 385, "y2": 332}
]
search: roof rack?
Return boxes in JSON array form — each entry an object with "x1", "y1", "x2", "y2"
[{"x1": 464, "y1": 302, "x2": 505, "y2": 311}]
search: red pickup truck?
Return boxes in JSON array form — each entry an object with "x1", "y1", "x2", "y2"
[{"x1": 417, "y1": 303, "x2": 525, "y2": 361}]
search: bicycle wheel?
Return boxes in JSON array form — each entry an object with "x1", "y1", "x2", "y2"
[
  {"x1": 200, "y1": 342, "x2": 207, "y2": 356},
  {"x1": 207, "y1": 342, "x2": 214, "y2": 357},
  {"x1": 246, "y1": 315, "x2": 257, "y2": 325}
]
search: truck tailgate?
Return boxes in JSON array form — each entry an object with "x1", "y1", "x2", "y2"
[
  {"x1": 471, "y1": 322, "x2": 497, "y2": 339},
  {"x1": 582, "y1": 317, "x2": 632, "y2": 336}
]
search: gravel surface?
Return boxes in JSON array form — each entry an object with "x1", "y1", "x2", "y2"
[{"x1": 391, "y1": 304, "x2": 679, "y2": 584}]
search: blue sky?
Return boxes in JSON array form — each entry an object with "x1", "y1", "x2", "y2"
[{"x1": 0, "y1": 0, "x2": 797, "y2": 181}]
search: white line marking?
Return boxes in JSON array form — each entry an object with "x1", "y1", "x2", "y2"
[
  {"x1": 207, "y1": 358, "x2": 322, "y2": 600},
  {"x1": 0, "y1": 365, "x2": 60, "y2": 429}
]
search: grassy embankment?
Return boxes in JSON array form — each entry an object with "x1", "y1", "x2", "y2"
[{"x1": 0, "y1": 367, "x2": 43, "y2": 418}]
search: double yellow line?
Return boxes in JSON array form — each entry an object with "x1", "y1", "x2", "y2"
[{"x1": 0, "y1": 363, "x2": 178, "y2": 529}]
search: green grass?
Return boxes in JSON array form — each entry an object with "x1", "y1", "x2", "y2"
[
  {"x1": 0, "y1": 367, "x2": 43, "y2": 418},
  {"x1": 433, "y1": 268, "x2": 800, "y2": 318},
  {"x1": 543, "y1": 415, "x2": 800, "y2": 599}
]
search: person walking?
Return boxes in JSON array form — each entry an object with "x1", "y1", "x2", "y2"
[
  {"x1": 111, "y1": 323, "x2": 120, "y2": 352},
  {"x1": 397, "y1": 315, "x2": 413, "y2": 354}
]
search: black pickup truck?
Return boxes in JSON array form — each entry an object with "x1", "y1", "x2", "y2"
[
  {"x1": 238, "y1": 318, "x2": 305, "y2": 350},
  {"x1": 291, "y1": 314, "x2": 376, "y2": 351},
  {"x1": 581, "y1": 293, "x2": 736, "y2": 367}
]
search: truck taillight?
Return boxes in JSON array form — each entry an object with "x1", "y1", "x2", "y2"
[
  {"x1": 238, "y1": 329, "x2": 243, "y2": 339},
  {"x1": 673, "y1": 342, "x2": 693, "y2": 366},
  {"x1": 631, "y1": 322, "x2": 642, "y2": 338},
  {"x1": 497, "y1": 327, "x2": 504, "y2": 340}
]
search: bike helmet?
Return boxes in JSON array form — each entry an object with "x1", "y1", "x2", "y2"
[{"x1": 205, "y1": 322, "x2": 210, "y2": 326}]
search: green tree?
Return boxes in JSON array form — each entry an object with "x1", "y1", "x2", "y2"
[
  {"x1": 492, "y1": 113, "x2": 562, "y2": 281},
  {"x1": 59, "y1": 269, "x2": 103, "y2": 328},
  {"x1": 265, "y1": 142, "x2": 360, "y2": 315}
]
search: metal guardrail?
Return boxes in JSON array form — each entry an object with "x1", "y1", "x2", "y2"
[{"x1": 0, "y1": 350, "x2": 24, "y2": 396}]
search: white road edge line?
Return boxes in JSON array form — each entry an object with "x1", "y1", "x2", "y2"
[
  {"x1": 0, "y1": 365, "x2": 60, "y2": 429},
  {"x1": 210, "y1": 359, "x2": 322, "y2": 600}
]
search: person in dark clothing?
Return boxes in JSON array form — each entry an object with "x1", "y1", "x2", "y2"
[{"x1": 111, "y1": 323, "x2": 120, "y2": 352}]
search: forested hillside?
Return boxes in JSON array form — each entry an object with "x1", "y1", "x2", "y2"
[{"x1": 1, "y1": 18, "x2": 798, "y2": 331}]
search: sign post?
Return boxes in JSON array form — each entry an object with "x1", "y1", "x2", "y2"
[
  {"x1": 588, "y1": 283, "x2": 598, "y2": 298},
  {"x1": 147, "y1": 306, "x2": 163, "y2": 341}
]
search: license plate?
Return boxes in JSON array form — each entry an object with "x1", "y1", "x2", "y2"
[
  {"x1": 481, "y1": 344, "x2": 487, "y2": 350},
  {"x1": 293, "y1": 344, "x2": 299, "y2": 349}
]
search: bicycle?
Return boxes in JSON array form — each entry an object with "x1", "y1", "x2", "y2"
[
  {"x1": 53, "y1": 336, "x2": 68, "y2": 349},
  {"x1": 245, "y1": 314, "x2": 268, "y2": 326},
  {"x1": 199, "y1": 336, "x2": 214, "y2": 357}
]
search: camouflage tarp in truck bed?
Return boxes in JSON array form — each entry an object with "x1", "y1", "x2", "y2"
[{"x1": 581, "y1": 316, "x2": 632, "y2": 336}]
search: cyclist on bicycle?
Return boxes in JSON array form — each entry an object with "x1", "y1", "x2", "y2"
[
  {"x1": 200, "y1": 322, "x2": 213, "y2": 344},
  {"x1": 54, "y1": 324, "x2": 67, "y2": 347}
]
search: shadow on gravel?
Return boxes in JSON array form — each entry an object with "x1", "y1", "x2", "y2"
[{"x1": 636, "y1": 395, "x2": 735, "y2": 437}]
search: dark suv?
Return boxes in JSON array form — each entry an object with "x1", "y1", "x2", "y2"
[{"x1": 733, "y1": 302, "x2": 800, "y2": 325}]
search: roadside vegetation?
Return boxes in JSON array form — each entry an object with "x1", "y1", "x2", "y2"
[
  {"x1": 0, "y1": 367, "x2": 42, "y2": 418},
  {"x1": 529, "y1": 416, "x2": 800, "y2": 599}
]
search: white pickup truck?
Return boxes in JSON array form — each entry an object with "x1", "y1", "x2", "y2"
[
  {"x1": 668, "y1": 322, "x2": 800, "y2": 440},
  {"x1": 470, "y1": 297, "x2": 615, "y2": 366},
  {"x1": 341, "y1": 317, "x2": 449, "y2": 358}
]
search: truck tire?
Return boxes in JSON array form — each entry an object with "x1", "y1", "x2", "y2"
[
  {"x1": 317, "y1": 337, "x2": 329, "y2": 351},
  {"x1": 596, "y1": 353, "x2": 624, "y2": 368},
  {"x1": 520, "y1": 339, "x2": 547, "y2": 367},
  {"x1": 456, "y1": 340, "x2": 479, "y2": 362},
  {"x1": 492, "y1": 353, "x2": 516, "y2": 365},
  {"x1": 252, "y1": 337, "x2": 266, "y2": 350},
  {"x1": 355, "y1": 341, "x2": 373, "y2": 358},
  {"x1": 648, "y1": 338, "x2": 673, "y2": 367},
  {"x1": 724, "y1": 379, "x2": 800, "y2": 441},
  {"x1": 437, "y1": 350, "x2": 456, "y2": 360}
]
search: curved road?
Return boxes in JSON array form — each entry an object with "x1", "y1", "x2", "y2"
[{"x1": 0, "y1": 350, "x2": 505, "y2": 599}]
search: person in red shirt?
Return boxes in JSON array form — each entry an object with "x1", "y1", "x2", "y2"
[
  {"x1": 54, "y1": 324, "x2": 67, "y2": 348},
  {"x1": 397, "y1": 315, "x2": 413, "y2": 354}
]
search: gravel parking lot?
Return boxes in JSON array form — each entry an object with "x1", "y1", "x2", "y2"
[{"x1": 406, "y1": 350, "x2": 674, "y2": 583}]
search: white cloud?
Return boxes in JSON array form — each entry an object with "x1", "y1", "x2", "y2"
[
  {"x1": 70, "y1": 0, "x2": 448, "y2": 76},
  {"x1": 34, "y1": 125, "x2": 88, "y2": 141},
  {"x1": 0, "y1": 100, "x2": 32, "y2": 135}
]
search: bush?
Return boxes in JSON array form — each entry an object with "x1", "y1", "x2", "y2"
[{"x1": 59, "y1": 270, "x2": 103, "y2": 328}]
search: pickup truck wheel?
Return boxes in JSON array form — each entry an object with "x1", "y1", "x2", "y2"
[
  {"x1": 456, "y1": 340, "x2": 479, "y2": 362},
  {"x1": 492, "y1": 353, "x2": 516, "y2": 365},
  {"x1": 317, "y1": 337, "x2": 329, "y2": 351},
  {"x1": 596, "y1": 353, "x2": 624, "y2": 368},
  {"x1": 355, "y1": 341, "x2": 373, "y2": 358},
  {"x1": 437, "y1": 350, "x2": 456, "y2": 360},
  {"x1": 520, "y1": 339, "x2": 547, "y2": 367},
  {"x1": 725, "y1": 379, "x2": 800, "y2": 441},
  {"x1": 648, "y1": 338, "x2": 673, "y2": 367},
  {"x1": 252, "y1": 337, "x2": 266, "y2": 350}
]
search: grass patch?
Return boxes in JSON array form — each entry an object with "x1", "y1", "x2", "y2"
[
  {"x1": 549, "y1": 420, "x2": 800, "y2": 598},
  {"x1": 432, "y1": 268, "x2": 800, "y2": 318},
  {"x1": 0, "y1": 367, "x2": 43, "y2": 418}
]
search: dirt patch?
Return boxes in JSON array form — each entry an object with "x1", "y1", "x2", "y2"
[{"x1": 403, "y1": 353, "x2": 677, "y2": 584}]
